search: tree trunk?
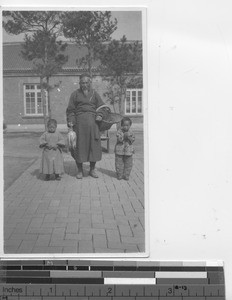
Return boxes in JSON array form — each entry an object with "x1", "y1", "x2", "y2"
[
  {"x1": 46, "y1": 76, "x2": 51, "y2": 119},
  {"x1": 43, "y1": 42, "x2": 49, "y2": 129},
  {"x1": 116, "y1": 76, "x2": 126, "y2": 116},
  {"x1": 87, "y1": 47, "x2": 93, "y2": 77},
  {"x1": 112, "y1": 102, "x2": 116, "y2": 113},
  {"x1": 41, "y1": 77, "x2": 48, "y2": 130},
  {"x1": 119, "y1": 87, "x2": 126, "y2": 116}
]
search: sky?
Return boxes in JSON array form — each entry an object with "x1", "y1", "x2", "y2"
[{"x1": 2, "y1": 10, "x2": 143, "y2": 43}]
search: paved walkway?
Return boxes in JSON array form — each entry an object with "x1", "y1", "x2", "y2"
[{"x1": 4, "y1": 152, "x2": 145, "y2": 255}]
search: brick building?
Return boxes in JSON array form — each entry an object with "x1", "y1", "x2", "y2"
[{"x1": 3, "y1": 42, "x2": 143, "y2": 126}]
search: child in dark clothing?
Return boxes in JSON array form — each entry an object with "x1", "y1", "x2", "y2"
[
  {"x1": 39, "y1": 119, "x2": 65, "y2": 181},
  {"x1": 114, "y1": 117, "x2": 135, "y2": 180}
]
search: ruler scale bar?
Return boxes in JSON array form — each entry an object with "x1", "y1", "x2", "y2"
[
  {"x1": 50, "y1": 271, "x2": 102, "y2": 278},
  {"x1": 103, "y1": 271, "x2": 155, "y2": 278},
  {"x1": 0, "y1": 271, "x2": 51, "y2": 277},
  {"x1": 156, "y1": 272, "x2": 208, "y2": 278},
  {"x1": 104, "y1": 278, "x2": 156, "y2": 285},
  {"x1": 1, "y1": 278, "x2": 105, "y2": 284},
  {"x1": 68, "y1": 266, "x2": 91, "y2": 271},
  {"x1": 0, "y1": 284, "x2": 225, "y2": 294},
  {"x1": 0, "y1": 260, "x2": 225, "y2": 299}
]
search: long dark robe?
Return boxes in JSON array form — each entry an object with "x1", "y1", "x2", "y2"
[{"x1": 66, "y1": 88, "x2": 105, "y2": 163}]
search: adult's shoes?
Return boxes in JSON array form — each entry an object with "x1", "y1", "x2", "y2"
[{"x1": 89, "y1": 169, "x2": 98, "y2": 178}]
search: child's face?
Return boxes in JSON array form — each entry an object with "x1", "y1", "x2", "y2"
[
  {"x1": 48, "y1": 123, "x2": 57, "y2": 133},
  {"x1": 121, "y1": 120, "x2": 131, "y2": 132}
]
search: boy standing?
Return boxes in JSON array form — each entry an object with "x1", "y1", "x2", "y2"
[{"x1": 114, "y1": 117, "x2": 135, "y2": 180}]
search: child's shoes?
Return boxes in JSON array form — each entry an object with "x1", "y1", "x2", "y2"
[
  {"x1": 123, "y1": 175, "x2": 129, "y2": 181},
  {"x1": 76, "y1": 171, "x2": 83, "y2": 179},
  {"x1": 116, "y1": 173, "x2": 123, "y2": 180},
  {"x1": 45, "y1": 174, "x2": 50, "y2": 181},
  {"x1": 55, "y1": 174, "x2": 61, "y2": 181}
]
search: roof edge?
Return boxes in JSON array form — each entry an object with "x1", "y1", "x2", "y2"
[{"x1": 3, "y1": 39, "x2": 142, "y2": 46}]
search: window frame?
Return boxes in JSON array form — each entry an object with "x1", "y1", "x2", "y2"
[
  {"x1": 24, "y1": 84, "x2": 48, "y2": 116},
  {"x1": 125, "y1": 88, "x2": 143, "y2": 115}
]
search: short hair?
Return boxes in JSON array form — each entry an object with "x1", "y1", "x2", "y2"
[
  {"x1": 121, "y1": 117, "x2": 132, "y2": 126},
  {"x1": 80, "y1": 73, "x2": 91, "y2": 80},
  {"x1": 47, "y1": 119, "x2": 57, "y2": 127}
]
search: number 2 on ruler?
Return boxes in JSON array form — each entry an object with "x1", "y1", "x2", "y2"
[{"x1": 106, "y1": 287, "x2": 112, "y2": 296}]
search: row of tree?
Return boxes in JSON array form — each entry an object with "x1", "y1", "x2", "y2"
[{"x1": 3, "y1": 11, "x2": 143, "y2": 127}]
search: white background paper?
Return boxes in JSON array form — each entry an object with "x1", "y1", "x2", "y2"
[{"x1": 1, "y1": 0, "x2": 232, "y2": 298}]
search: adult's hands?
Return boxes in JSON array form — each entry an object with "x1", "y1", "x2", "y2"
[{"x1": 96, "y1": 115, "x2": 103, "y2": 122}]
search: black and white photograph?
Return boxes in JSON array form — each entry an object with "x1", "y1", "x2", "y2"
[{"x1": 2, "y1": 9, "x2": 146, "y2": 255}]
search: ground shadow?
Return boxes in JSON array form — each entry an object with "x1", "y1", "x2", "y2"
[
  {"x1": 30, "y1": 163, "x2": 117, "y2": 179},
  {"x1": 4, "y1": 156, "x2": 38, "y2": 190},
  {"x1": 31, "y1": 169, "x2": 66, "y2": 181},
  {"x1": 64, "y1": 161, "x2": 76, "y2": 177},
  {"x1": 31, "y1": 169, "x2": 57, "y2": 181},
  {"x1": 30, "y1": 168, "x2": 41, "y2": 180},
  {"x1": 97, "y1": 167, "x2": 117, "y2": 178},
  {"x1": 64, "y1": 160, "x2": 90, "y2": 177}
]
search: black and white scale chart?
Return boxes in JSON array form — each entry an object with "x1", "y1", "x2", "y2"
[{"x1": 0, "y1": 260, "x2": 225, "y2": 299}]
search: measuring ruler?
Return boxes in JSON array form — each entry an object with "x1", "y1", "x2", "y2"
[{"x1": 0, "y1": 260, "x2": 225, "y2": 299}]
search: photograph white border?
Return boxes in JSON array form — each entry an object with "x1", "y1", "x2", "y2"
[
  {"x1": 0, "y1": 5, "x2": 149, "y2": 259},
  {"x1": 1, "y1": 1, "x2": 232, "y2": 298}
]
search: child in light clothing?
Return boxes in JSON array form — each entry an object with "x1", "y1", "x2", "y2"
[
  {"x1": 114, "y1": 117, "x2": 135, "y2": 180},
  {"x1": 39, "y1": 119, "x2": 65, "y2": 181}
]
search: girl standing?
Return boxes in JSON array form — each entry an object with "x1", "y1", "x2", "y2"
[{"x1": 39, "y1": 119, "x2": 65, "y2": 181}]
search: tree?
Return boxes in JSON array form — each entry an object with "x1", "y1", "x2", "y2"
[
  {"x1": 21, "y1": 31, "x2": 67, "y2": 123},
  {"x1": 3, "y1": 11, "x2": 67, "y2": 128},
  {"x1": 97, "y1": 36, "x2": 143, "y2": 115},
  {"x1": 62, "y1": 11, "x2": 117, "y2": 76}
]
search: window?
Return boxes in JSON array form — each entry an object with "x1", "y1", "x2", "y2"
[
  {"x1": 24, "y1": 84, "x2": 48, "y2": 116},
  {"x1": 125, "y1": 89, "x2": 143, "y2": 115}
]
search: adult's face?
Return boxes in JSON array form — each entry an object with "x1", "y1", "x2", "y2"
[{"x1": 80, "y1": 77, "x2": 91, "y2": 92}]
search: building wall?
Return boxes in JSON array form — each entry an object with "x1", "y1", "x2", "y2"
[
  {"x1": 3, "y1": 74, "x2": 143, "y2": 125},
  {"x1": 3, "y1": 76, "x2": 41, "y2": 125}
]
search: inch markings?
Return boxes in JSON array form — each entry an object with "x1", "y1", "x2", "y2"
[{"x1": 0, "y1": 260, "x2": 225, "y2": 300}]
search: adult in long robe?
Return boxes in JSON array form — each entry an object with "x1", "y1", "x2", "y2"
[{"x1": 66, "y1": 74, "x2": 105, "y2": 179}]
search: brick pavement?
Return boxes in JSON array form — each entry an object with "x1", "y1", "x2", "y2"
[{"x1": 4, "y1": 152, "x2": 145, "y2": 254}]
